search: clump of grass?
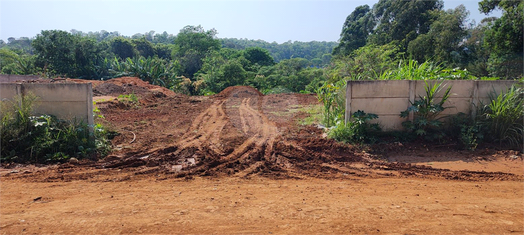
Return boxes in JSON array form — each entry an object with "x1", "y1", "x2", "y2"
[
  {"x1": 118, "y1": 92, "x2": 139, "y2": 107},
  {"x1": 297, "y1": 104, "x2": 323, "y2": 126},
  {"x1": 379, "y1": 60, "x2": 443, "y2": 80}
]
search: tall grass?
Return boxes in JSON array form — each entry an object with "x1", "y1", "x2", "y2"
[
  {"x1": 379, "y1": 60, "x2": 443, "y2": 80},
  {"x1": 328, "y1": 110, "x2": 381, "y2": 144},
  {"x1": 478, "y1": 86, "x2": 524, "y2": 149}
]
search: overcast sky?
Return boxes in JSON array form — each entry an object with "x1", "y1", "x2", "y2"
[{"x1": 0, "y1": 0, "x2": 501, "y2": 43}]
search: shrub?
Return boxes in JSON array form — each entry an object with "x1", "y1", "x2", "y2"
[
  {"x1": 328, "y1": 110, "x2": 381, "y2": 144},
  {"x1": 447, "y1": 112, "x2": 484, "y2": 150},
  {"x1": 1, "y1": 94, "x2": 113, "y2": 163},
  {"x1": 400, "y1": 81, "x2": 452, "y2": 142},
  {"x1": 478, "y1": 86, "x2": 523, "y2": 149}
]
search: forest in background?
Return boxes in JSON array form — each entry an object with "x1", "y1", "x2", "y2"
[{"x1": 0, "y1": 0, "x2": 522, "y2": 95}]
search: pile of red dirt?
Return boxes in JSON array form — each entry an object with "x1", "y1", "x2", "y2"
[
  {"x1": 74, "y1": 77, "x2": 176, "y2": 97},
  {"x1": 214, "y1": 86, "x2": 264, "y2": 99}
]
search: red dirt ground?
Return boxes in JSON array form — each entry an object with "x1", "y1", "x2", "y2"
[{"x1": 1, "y1": 77, "x2": 523, "y2": 234}]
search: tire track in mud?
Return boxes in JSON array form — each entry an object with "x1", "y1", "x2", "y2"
[
  {"x1": 171, "y1": 94, "x2": 281, "y2": 177},
  {"x1": 98, "y1": 86, "x2": 523, "y2": 181},
  {"x1": 104, "y1": 87, "x2": 284, "y2": 176},
  {"x1": 174, "y1": 100, "x2": 229, "y2": 156}
]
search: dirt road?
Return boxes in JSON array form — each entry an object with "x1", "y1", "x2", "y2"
[
  {"x1": 1, "y1": 78, "x2": 523, "y2": 234},
  {"x1": 1, "y1": 176, "x2": 522, "y2": 234}
]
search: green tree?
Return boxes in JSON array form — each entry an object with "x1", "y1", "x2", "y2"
[
  {"x1": 173, "y1": 25, "x2": 221, "y2": 78},
  {"x1": 479, "y1": 0, "x2": 523, "y2": 79},
  {"x1": 369, "y1": 0, "x2": 443, "y2": 51},
  {"x1": 460, "y1": 17, "x2": 497, "y2": 77},
  {"x1": 32, "y1": 30, "x2": 103, "y2": 79},
  {"x1": 332, "y1": 5, "x2": 373, "y2": 56},
  {"x1": 202, "y1": 59, "x2": 247, "y2": 93},
  {"x1": 72, "y1": 36, "x2": 102, "y2": 79},
  {"x1": 133, "y1": 37, "x2": 155, "y2": 58},
  {"x1": 328, "y1": 44, "x2": 399, "y2": 82},
  {"x1": 243, "y1": 47, "x2": 275, "y2": 66},
  {"x1": 32, "y1": 30, "x2": 77, "y2": 77},
  {"x1": 111, "y1": 37, "x2": 136, "y2": 60},
  {"x1": 407, "y1": 5, "x2": 469, "y2": 65}
]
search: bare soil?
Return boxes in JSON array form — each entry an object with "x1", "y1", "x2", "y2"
[{"x1": 2, "y1": 77, "x2": 523, "y2": 234}]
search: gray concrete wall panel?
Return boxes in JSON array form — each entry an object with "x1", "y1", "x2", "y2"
[{"x1": 346, "y1": 80, "x2": 519, "y2": 131}]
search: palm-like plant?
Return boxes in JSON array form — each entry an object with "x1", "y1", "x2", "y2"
[
  {"x1": 107, "y1": 56, "x2": 182, "y2": 90},
  {"x1": 401, "y1": 81, "x2": 452, "y2": 141}
]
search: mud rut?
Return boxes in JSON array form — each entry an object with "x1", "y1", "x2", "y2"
[{"x1": 99, "y1": 87, "x2": 521, "y2": 181}]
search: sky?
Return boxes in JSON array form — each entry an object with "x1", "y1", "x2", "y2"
[{"x1": 0, "y1": 0, "x2": 501, "y2": 43}]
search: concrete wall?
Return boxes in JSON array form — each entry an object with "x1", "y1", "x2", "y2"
[
  {"x1": 345, "y1": 80, "x2": 518, "y2": 131},
  {"x1": 0, "y1": 75, "x2": 41, "y2": 83},
  {"x1": 0, "y1": 83, "x2": 94, "y2": 127}
]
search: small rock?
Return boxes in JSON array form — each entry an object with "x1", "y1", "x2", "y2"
[{"x1": 69, "y1": 158, "x2": 79, "y2": 164}]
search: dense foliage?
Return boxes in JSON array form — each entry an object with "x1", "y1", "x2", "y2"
[
  {"x1": 1, "y1": 94, "x2": 113, "y2": 163},
  {"x1": 332, "y1": 0, "x2": 523, "y2": 80}
]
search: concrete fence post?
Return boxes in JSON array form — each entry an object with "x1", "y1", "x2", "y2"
[
  {"x1": 345, "y1": 80, "x2": 352, "y2": 125},
  {"x1": 87, "y1": 83, "x2": 94, "y2": 134},
  {"x1": 471, "y1": 81, "x2": 479, "y2": 119},
  {"x1": 408, "y1": 80, "x2": 415, "y2": 122},
  {"x1": 15, "y1": 84, "x2": 22, "y2": 107}
]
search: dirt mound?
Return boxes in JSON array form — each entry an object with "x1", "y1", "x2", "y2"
[
  {"x1": 214, "y1": 86, "x2": 264, "y2": 99},
  {"x1": 72, "y1": 77, "x2": 177, "y2": 97}
]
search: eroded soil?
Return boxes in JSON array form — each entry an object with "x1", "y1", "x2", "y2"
[{"x1": 1, "y1": 77, "x2": 523, "y2": 234}]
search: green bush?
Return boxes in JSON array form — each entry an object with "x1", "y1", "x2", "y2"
[
  {"x1": 1, "y1": 94, "x2": 113, "y2": 163},
  {"x1": 447, "y1": 112, "x2": 484, "y2": 150},
  {"x1": 478, "y1": 86, "x2": 523, "y2": 149},
  {"x1": 328, "y1": 110, "x2": 381, "y2": 144}
]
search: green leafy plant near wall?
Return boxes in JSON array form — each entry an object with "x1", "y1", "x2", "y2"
[
  {"x1": 447, "y1": 112, "x2": 484, "y2": 150},
  {"x1": 478, "y1": 85, "x2": 524, "y2": 149},
  {"x1": 400, "y1": 81, "x2": 452, "y2": 142},
  {"x1": 328, "y1": 110, "x2": 381, "y2": 144},
  {"x1": 316, "y1": 80, "x2": 346, "y2": 127},
  {"x1": 1, "y1": 93, "x2": 113, "y2": 163}
]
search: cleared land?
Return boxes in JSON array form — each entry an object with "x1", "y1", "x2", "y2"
[{"x1": 1, "y1": 77, "x2": 522, "y2": 234}]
